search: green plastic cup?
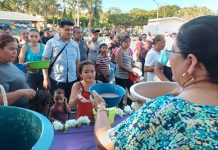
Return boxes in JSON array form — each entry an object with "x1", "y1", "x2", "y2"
[{"x1": 107, "y1": 107, "x2": 116, "y2": 126}]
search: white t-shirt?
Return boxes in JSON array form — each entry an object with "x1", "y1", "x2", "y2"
[{"x1": 145, "y1": 49, "x2": 160, "y2": 81}]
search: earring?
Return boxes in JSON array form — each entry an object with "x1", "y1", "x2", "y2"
[{"x1": 182, "y1": 72, "x2": 195, "y2": 87}]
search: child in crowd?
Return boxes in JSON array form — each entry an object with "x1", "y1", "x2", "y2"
[
  {"x1": 29, "y1": 90, "x2": 52, "y2": 116},
  {"x1": 49, "y1": 89, "x2": 71, "y2": 123},
  {"x1": 96, "y1": 43, "x2": 110, "y2": 83},
  {"x1": 69, "y1": 60, "x2": 100, "y2": 122}
]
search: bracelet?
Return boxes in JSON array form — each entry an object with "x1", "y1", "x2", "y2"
[
  {"x1": 97, "y1": 107, "x2": 107, "y2": 113},
  {"x1": 97, "y1": 103, "x2": 106, "y2": 108},
  {"x1": 96, "y1": 103, "x2": 107, "y2": 113}
]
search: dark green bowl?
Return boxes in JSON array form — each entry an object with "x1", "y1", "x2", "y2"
[{"x1": 0, "y1": 106, "x2": 54, "y2": 150}]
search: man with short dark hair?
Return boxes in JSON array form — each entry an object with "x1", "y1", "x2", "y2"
[
  {"x1": 41, "y1": 28, "x2": 53, "y2": 44},
  {"x1": 72, "y1": 26, "x2": 88, "y2": 61},
  {"x1": 42, "y1": 20, "x2": 80, "y2": 99},
  {"x1": 87, "y1": 29, "x2": 100, "y2": 62}
]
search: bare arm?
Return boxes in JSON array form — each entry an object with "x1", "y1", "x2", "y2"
[
  {"x1": 110, "y1": 53, "x2": 116, "y2": 64},
  {"x1": 48, "y1": 107, "x2": 56, "y2": 122},
  {"x1": 68, "y1": 82, "x2": 83, "y2": 109},
  {"x1": 92, "y1": 91, "x2": 114, "y2": 150},
  {"x1": 117, "y1": 48, "x2": 132, "y2": 73},
  {"x1": 144, "y1": 66, "x2": 154, "y2": 72},
  {"x1": 19, "y1": 45, "x2": 27, "y2": 63},
  {"x1": 154, "y1": 62, "x2": 169, "y2": 81},
  {"x1": 135, "y1": 42, "x2": 141, "y2": 58},
  {"x1": 42, "y1": 57, "x2": 51, "y2": 89},
  {"x1": 64, "y1": 100, "x2": 71, "y2": 113},
  {"x1": 0, "y1": 89, "x2": 36, "y2": 105},
  {"x1": 96, "y1": 64, "x2": 106, "y2": 77}
]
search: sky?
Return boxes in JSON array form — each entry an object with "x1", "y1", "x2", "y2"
[{"x1": 102, "y1": 0, "x2": 218, "y2": 12}]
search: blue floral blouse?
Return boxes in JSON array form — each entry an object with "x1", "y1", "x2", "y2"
[{"x1": 108, "y1": 94, "x2": 218, "y2": 149}]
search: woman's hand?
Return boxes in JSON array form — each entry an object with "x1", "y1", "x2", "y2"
[
  {"x1": 77, "y1": 88, "x2": 89, "y2": 103},
  {"x1": 18, "y1": 89, "x2": 36, "y2": 100},
  {"x1": 133, "y1": 71, "x2": 140, "y2": 77},
  {"x1": 90, "y1": 90, "x2": 106, "y2": 108}
]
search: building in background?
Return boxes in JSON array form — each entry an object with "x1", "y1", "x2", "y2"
[
  {"x1": 0, "y1": 11, "x2": 44, "y2": 35},
  {"x1": 144, "y1": 17, "x2": 186, "y2": 34}
]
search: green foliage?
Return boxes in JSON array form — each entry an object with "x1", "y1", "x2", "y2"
[
  {"x1": 107, "y1": 7, "x2": 122, "y2": 14},
  {"x1": 0, "y1": 0, "x2": 25, "y2": 12},
  {"x1": 131, "y1": 15, "x2": 148, "y2": 26},
  {"x1": 108, "y1": 13, "x2": 131, "y2": 27},
  {"x1": 80, "y1": 16, "x2": 89, "y2": 27},
  {"x1": 158, "y1": 5, "x2": 181, "y2": 17},
  {"x1": 129, "y1": 8, "x2": 148, "y2": 26},
  {"x1": 79, "y1": 0, "x2": 102, "y2": 30},
  {"x1": 0, "y1": 1, "x2": 214, "y2": 30},
  {"x1": 129, "y1": 8, "x2": 148, "y2": 16},
  {"x1": 175, "y1": 6, "x2": 213, "y2": 20},
  {"x1": 108, "y1": 13, "x2": 148, "y2": 28}
]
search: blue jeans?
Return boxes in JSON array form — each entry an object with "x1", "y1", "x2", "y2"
[
  {"x1": 110, "y1": 62, "x2": 116, "y2": 82},
  {"x1": 140, "y1": 57, "x2": 145, "y2": 76}
]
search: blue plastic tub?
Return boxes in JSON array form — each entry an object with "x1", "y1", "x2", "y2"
[
  {"x1": 0, "y1": 106, "x2": 54, "y2": 150},
  {"x1": 90, "y1": 83, "x2": 125, "y2": 108},
  {"x1": 15, "y1": 63, "x2": 27, "y2": 74}
]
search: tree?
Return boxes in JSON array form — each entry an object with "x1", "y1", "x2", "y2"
[
  {"x1": 158, "y1": 5, "x2": 181, "y2": 17},
  {"x1": 64, "y1": 0, "x2": 78, "y2": 25},
  {"x1": 80, "y1": 0, "x2": 102, "y2": 31},
  {"x1": 92, "y1": 0, "x2": 102, "y2": 27},
  {"x1": 129, "y1": 8, "x2": 148, "y2": 16},
  {"x1": 107, "y1": 7, "x2": 122, "y2": 14},
  {"x1": 0, "y1": 0, "x2": 27, "y2": 12},
  {"x1": 47, "y1": 3, "x2": 61, "y2": 25},
  {"x1": 175, "y1": 6, "x2": 213, "y2": 20},
  {"x1": 129, "y1": 8, "x2": 149, "y2": 26}
]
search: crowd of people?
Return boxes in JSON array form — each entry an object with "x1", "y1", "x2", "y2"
[{"x1": 1, "y1": 15, "x2": 218, "y2": 149}]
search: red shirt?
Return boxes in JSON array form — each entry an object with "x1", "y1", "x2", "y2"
[{"x1": 76, "y1": 83, "x2": 94, "y2": 121}]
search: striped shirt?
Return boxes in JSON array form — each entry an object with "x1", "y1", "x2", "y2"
[
  {"x1": 115, "y1": 48, "x2": 132, "y2": 79},
  {"x1": 96, "y1": 53, "x2": 110, "y2": 75}
]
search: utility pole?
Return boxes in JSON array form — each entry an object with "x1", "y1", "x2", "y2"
[
  {"x1": 152, "y1": 0, "x2": 159, "y2": 19},
  {"x1": 43, "y1": 0, "x2": 48, "y2": 29},
  {"x1": 152, "y1": 0, "x2": 160, "y2": 33},
  {"x1": 76, "y1": 0, "x2": 80, "y2": 26}
]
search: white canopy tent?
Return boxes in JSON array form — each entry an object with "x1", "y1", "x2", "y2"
[{"x1": 0, "y1": 11, "x2": 43, "y2": 22}]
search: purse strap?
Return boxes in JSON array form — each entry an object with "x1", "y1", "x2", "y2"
[
  {"x1": 0, "y1": 84, "x2": 8, "y2": 106},
  {"x1": 49, "y1": 42, "x2": 69, "y2": 71}
]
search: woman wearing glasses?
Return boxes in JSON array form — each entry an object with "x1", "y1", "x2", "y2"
[
  {"x1": 19, "y1": 29, "x2": 45, "y2": 90},
  {"x1": 92, "y1": 16, "x2": 218, "y2": 149}
]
